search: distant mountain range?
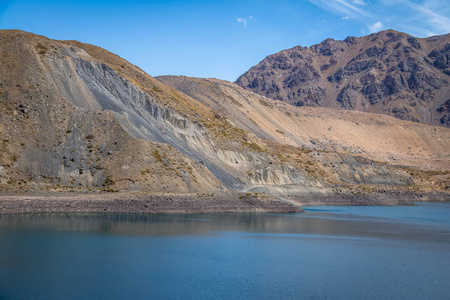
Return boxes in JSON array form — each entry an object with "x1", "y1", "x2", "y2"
[
  {"x1": 0, "y1": 29, "x2": 448, "y2": 208},
  {"x1": 236, "y1": 30, "x2": 450, "y2": 128}
]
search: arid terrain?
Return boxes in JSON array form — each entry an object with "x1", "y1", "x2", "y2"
[{"x1": 0, "y1": 30, "x2": 448, "y2": 213}]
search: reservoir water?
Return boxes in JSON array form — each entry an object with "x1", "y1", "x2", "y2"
[{"x1": 0, "y1": 202, "x2": 449, "y2": 299}]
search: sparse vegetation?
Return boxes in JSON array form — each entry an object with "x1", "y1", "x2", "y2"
[
  {"x1": 153, "y1": 150, "x2": 163, "y2": 164},
  {"x1": 102, "y1": 176, "x2": 115, "y2": 186},
  {"x1": 34, "y1": 43, "x2": 48, "y2": 55}
]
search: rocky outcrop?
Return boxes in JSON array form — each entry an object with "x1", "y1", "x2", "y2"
[{"x1": 236, "y1": 30, "x2": 450, "y2": 127}]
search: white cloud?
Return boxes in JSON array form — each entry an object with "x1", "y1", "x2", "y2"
[
  {"x1": 237, "y1": 16, "x2": 253, "y2": 28},
  {"x1": 342, "y1": 16, "x2": 351, "y2": 19},
  {"x1": 237, "y1": 18, "x2": 247, "y2": 28},
  {"x1": 368, "y1": 21, "x2": 384, "y2": 33},
  {"x1": 351, "y1": 0, "x2": 365, "y2": 5}
]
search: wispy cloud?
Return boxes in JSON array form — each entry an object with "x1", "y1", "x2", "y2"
[
  {"x1": 237, "y1": 16, "x2": 253, "y2": 28},
  {"x1": 310, "y1": 0, "x2": 450, "y2": 37},
  {"x1": 308, "y1": 0, "x2": 371, "y2": 18},
  {"x1": 368, "y1": 21, "x2": 384, "y2": 33},
  {"x1": 405, "y1": 1, "x2": 450, "y2": 33},
  {"x1": 378, "y1": 0, "x2": 450, "y2": 36}
]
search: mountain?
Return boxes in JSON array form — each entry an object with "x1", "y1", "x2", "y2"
[
  {"x1": 157, "y1": 76, "x2": 449, "y2": 195},
  {"x1": 236, "y1": 30, "x2": 450, "y2": 128},
  {"x1": 0, "y1": 30, "x2": 448, "y2": 212}
]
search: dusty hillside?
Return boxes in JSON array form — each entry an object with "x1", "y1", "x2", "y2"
[
  {"x1": 0, "y1": 30, "x2": 316, "y2": 198},
  {"x1": 236, "y1": 30, "x2": 450, "y2": 128},
  {"x1": 158, "y1": 75, "x2": 450, "y2": 193},
  {"x1": 0, "y1": 30, "x2": 448, "y2": 208},
  {"x1": 158, "y1": 76, "x2": 449, "y2": 167},
  {"x1": 0, "y1": 31, "x2": 226, "y2": 194}
]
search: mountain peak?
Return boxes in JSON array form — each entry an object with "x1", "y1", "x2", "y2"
[{"x1": 236, "y1": 30, "x2": 450, "y2": 127}]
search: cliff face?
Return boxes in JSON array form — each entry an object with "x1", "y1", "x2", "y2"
[
  {"x1": 236, "y1": 30, "x2": 450, "y2": 128},
  {"x1": 0, "y1": 30, "x2": 448, "y2": 199}
]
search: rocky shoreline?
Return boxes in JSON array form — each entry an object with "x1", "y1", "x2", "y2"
[
  {"x1": 0, "y1": 190, "x2": 448, "y2": 214},
  {"x1": 0, "y1": 192, "x2": 302, "y2": 214}
]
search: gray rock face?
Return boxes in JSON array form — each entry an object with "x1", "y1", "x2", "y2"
[
  {"x1": 46, "y1": 46, "x2": 247, "y2": 189},
  {"x1": 236, "y1": 30, "x2": 450, "y2": 127}
]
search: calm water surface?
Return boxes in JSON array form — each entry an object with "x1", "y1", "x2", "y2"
[{"x1": 0, "y1": 202, "x2": 449, "y2": 299}]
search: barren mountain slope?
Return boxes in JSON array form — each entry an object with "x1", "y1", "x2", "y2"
[
  {"x1": 0, "y1": 30, "x2": 448, "y2": 204},
  {"x1": 0, "y1": 30, "x2": 328, "y2": 198},
  {"x1": 236, "y1": 30, "x2": 450, "y2": 128},
  {"x1": 158, "y1": 75, "x2": 450, "y2": 193},
  {"x1": 0, "y1": 31, "x2": 225, "y2": 194}
]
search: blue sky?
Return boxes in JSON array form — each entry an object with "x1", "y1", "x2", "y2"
[{"x1": 1, "y1": 0, "x2": 449, "y2": 81}]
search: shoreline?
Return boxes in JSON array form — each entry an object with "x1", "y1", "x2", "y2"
[
  {"x1": 0, "y1": 190, "x2": 448, "y2": 214},
  {"x1": 0, "y1": 192, "x2": 303, "y2": 214}
]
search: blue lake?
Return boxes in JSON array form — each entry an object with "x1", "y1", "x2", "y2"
[{"x1": 0, "y1": 202, "x2": 449, "y2": 299}]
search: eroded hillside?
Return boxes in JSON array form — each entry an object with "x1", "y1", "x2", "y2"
[
  {"x1": 0, "y1": 30, "x2": 317, "y2": 196},
  {"x1": 158, "y1": 75, "x2": 450, "y2": 194}
]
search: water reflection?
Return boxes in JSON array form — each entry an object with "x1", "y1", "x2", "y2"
[
  {"x1": 0, "y1": 203, "x2": 449, "y2": 300},
  {"x1": 0, "y1": 202, "x2": 449, "y2": 246}
]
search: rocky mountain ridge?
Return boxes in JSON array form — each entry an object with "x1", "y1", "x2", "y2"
[{"x1": 236, "y1": 30, "x2": 450, "y2": 128}]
